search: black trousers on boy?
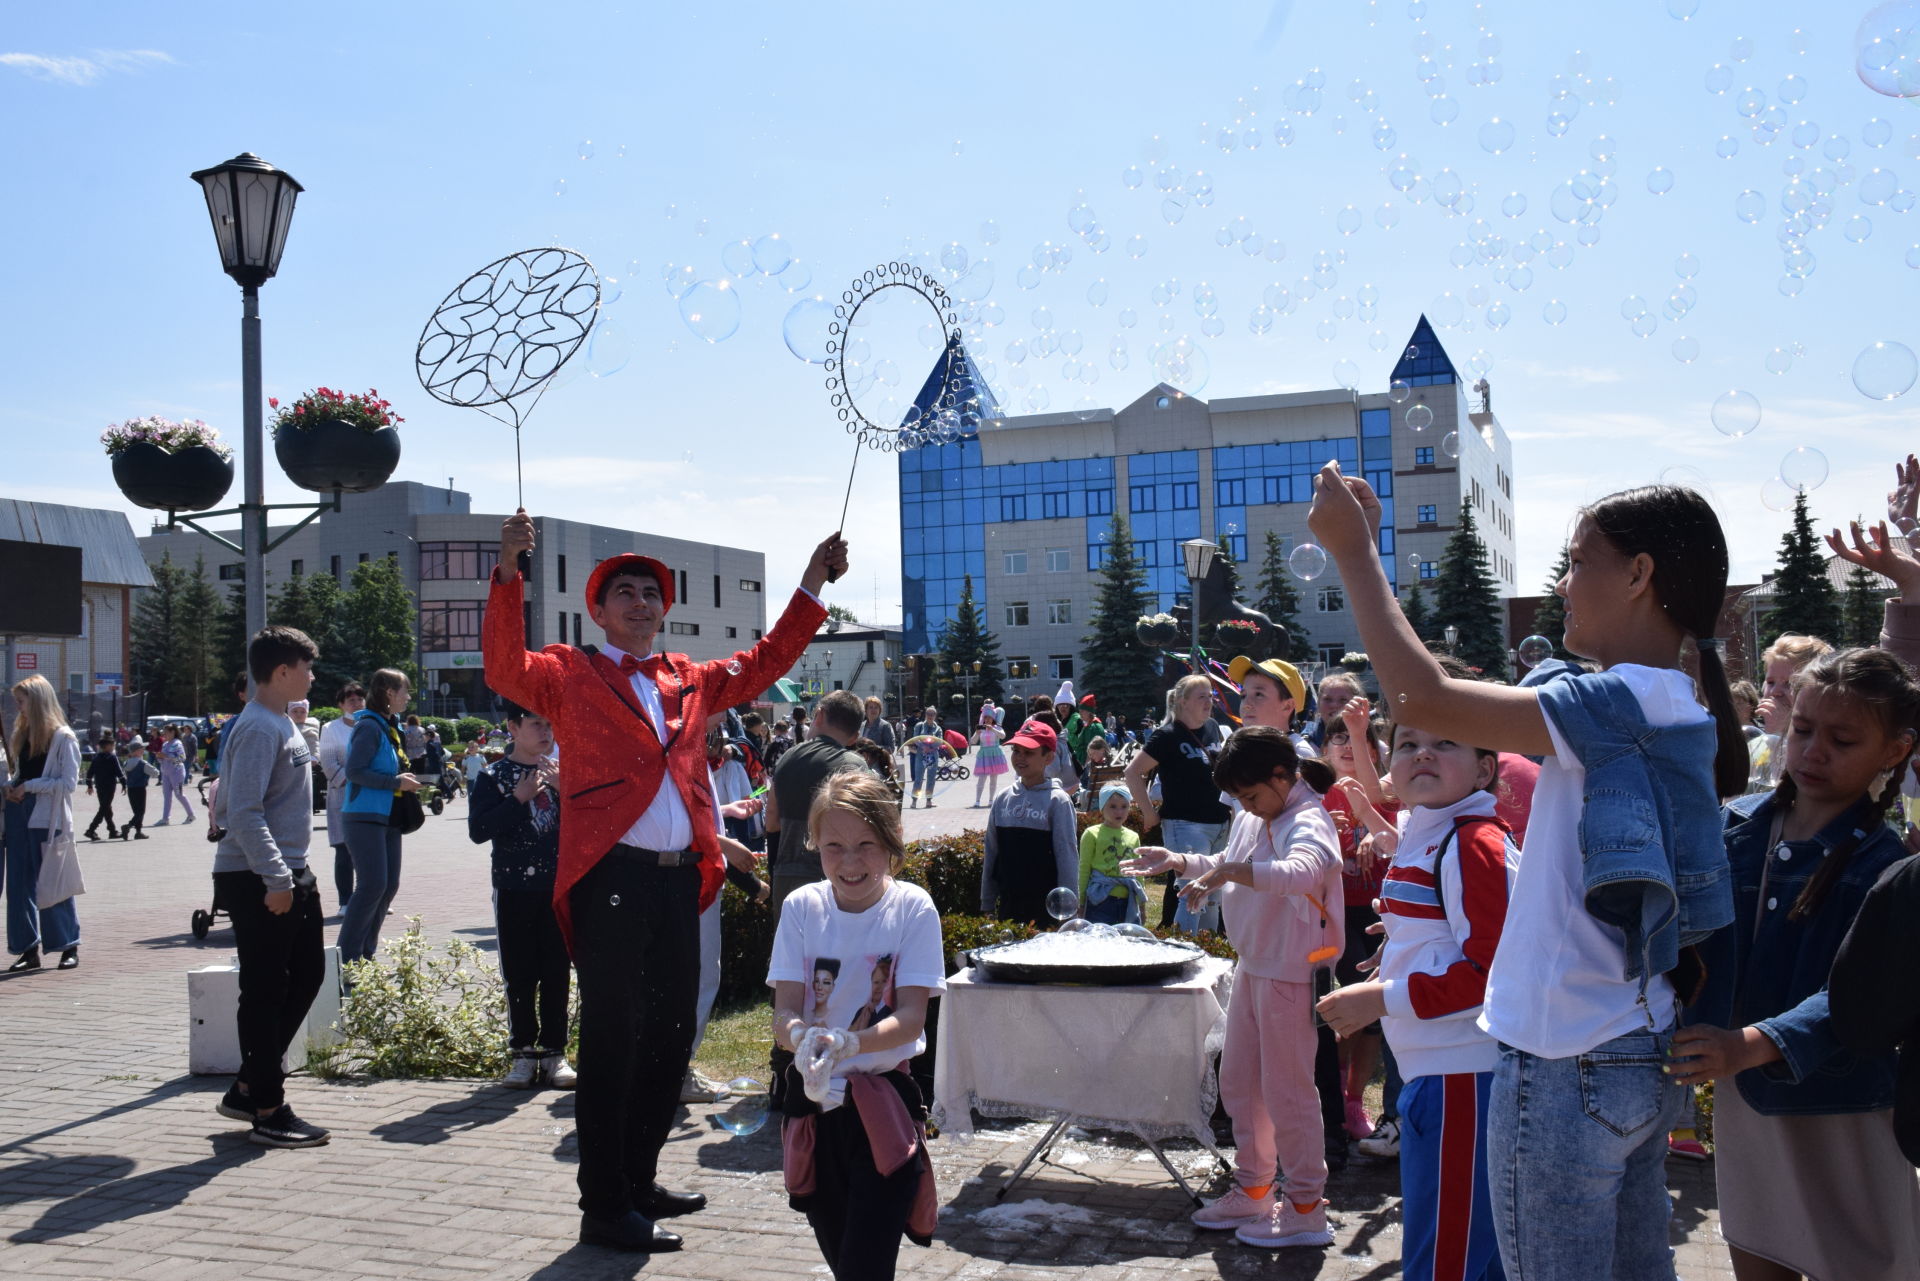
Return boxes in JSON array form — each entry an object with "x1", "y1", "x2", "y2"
[
  {"x1": 123, "y1": 788, "x2": 146, "y2": 835},
  {"x1": 85, "y1": 781, "x2": 120, "y2": 837},
  {"x1": 214, "y1": 868, "x2": 325, "y2": 1111},
  {"x1": 568, "y1": 853, "x2": 701, "y2": 1219},
  {"x1": 495, "y1": 883, "x2": 571, "y2": 1050}
]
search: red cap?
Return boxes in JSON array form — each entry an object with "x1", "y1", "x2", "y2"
[
  {"x1": 584, "y1": 553, "x2": 674, "y2": 613},
  {"x1": 1007, "y1": 720, "x2": 1057, "y2": 755},
  {"x1": 1079, "y1": 693, "x2": 1098, "y2": 706}
]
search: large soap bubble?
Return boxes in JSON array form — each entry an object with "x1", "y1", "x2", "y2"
[
  {"x1": 1517, "y1": 635, "x2": 1556, "y2": 667},
  {"x1": 719, "y1": 1079, "x2": 770, "y2": 1136},
  {"x1": 1711, "y1": 389, "x2": 1762, "y2": 437},
  {"x1": 1853, "y1": 340, "x2": 1918, "y2": 399},
  {"x1": 1779, "y1": 446, "x2": 1830, "y2": 493},
  {"x1": 1856, "y1": 2, "x2": 1920, "y2": 98},
  {"x1": 1045, "y1": 887, "x2": 1079, "y2": 923},
  {"x1": 1289, "y1": 543, "x2": 1329, "y2": 582},
  {"x1": 1406, "y1": 403, "x2": 1435, "y2": 432},
  {"x1": 679, "y1": 280, "x2": 741, "y2": 344}
]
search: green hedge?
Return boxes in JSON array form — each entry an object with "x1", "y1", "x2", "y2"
[{"x1": 455, "y1": 716, "x2": 495, "y2": 745}]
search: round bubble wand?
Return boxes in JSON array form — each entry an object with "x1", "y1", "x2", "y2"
[{"x1": 415, "y1": 247, "x2": 602, "y2": 514}]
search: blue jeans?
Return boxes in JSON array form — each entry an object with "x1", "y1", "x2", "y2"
[
  {"x1": 337, "y1": 820, "x2": 402, "y2": 964},
  {"x1": 1161, "y1": 818, "x2": 1227, "y2": 935},
  {"x1": 4, "y1": 799, "x2": 81, "y2": 956},
  {"x1": 1487, "y1": 1030, "x2": 1688, "y2": 1280}
]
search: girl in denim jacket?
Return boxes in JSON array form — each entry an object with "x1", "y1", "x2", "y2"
[
  {"x1": 1309, "y1": 471, "x2": 1748, "y2": 1281},
  {"x1": 1672, "y1": 647, "x2": 1920, "y2": 1277}
]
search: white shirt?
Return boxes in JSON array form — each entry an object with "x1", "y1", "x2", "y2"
[
  {"x1": 1479, "y1": 664, "x2": 1703, "y2": 1058},
  {"x1": 601, "y1": 642, "x2": 696, "y2": 852}
]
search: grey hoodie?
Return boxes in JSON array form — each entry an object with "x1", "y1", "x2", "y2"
[{"x1": 212, "y1": 701, "x2": 316, "y2": 892}]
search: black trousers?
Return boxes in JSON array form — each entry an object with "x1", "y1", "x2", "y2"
[
  {"x1": 124, "y1": 788, "x2": 146, "y2": 834},
  {"x1": 85, "y1": 781, "x2": 120, "y2": 836},
  {"x1": 793, "y1": 1103, "x2": 923, "y2": 1281},
  {"x1": 214, "y1": 868, "x2": 325, "y2": 1111},
  {"x1": 332, "y1": 843, "x2": 353, "y2": 909},
  {"x1": 569, "y1": 855, "x2": 701, "y2": 1218},
  {"x1": 495, "y1": 884, "x2": 571, "y2": 1050}
]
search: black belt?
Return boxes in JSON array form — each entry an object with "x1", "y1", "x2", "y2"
[{"x1": 610, "y1": 843, "x2": 695, "y2": 867}]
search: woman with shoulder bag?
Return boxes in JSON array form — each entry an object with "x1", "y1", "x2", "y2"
[
  {"x1": 5, "y1": 675, "x2": 84, "y2": 971},
  {"x1": 337, "y1": 668, "x2": 423, "y2": 964}
]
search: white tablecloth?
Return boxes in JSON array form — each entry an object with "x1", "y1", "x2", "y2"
[{"x1": 931, "y1": 956, "x2": 1234, "y2": 1146}]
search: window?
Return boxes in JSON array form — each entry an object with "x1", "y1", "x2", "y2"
[
  {"x1": 557, "y1": 554, "x2": 567, "y2": 593},
  {"x1": 358, "y1": 553, "x2": 370, "y2": 564},
  {"x1": 1040, "y1": 491, "x2": 1071, "y2": 519},
  {"x1": 420, "y1": 602, "x2": 484, "y2": 652},
  {"x1": 1318, "y1": 643, "x2": 1348, "y2": 665},
  {"x1": 1169, "y1": 482, "x2": 1199, "y2": 510},
  {"x1": 1007, "y1": 656, "x2": 1033, "y2": 680},
  {"x1": 1005, "y1": 602, "x2": 1030, "y2": 627},
  {"x1": 1003, "y1": 550, "x2": 1028, "y2": 575},
  {"x1": 677, "y1": 569, "x2": 689, "y2": 603},
  {"x1": 1415, "y1": 447, "x2": 1435, "y2": 466},
  {"x1": 1130, "y1": 485, "x2": 1156, "y2": 512},
  {"x1": 558, "y1": 610, "x2": 567, "y2": 644},
  {"x1": 1222, "y1": 534, "x2": 1247, "y2": 562},
  {"x1": 330, "y1": 555, "x2": 341, "y2": 580},
  {"x1": 1086, "y1": 487, "x2": 1113, "y2": 516},
  {"x1": 1046, "y1": 547, "x2": 1070, "y2": 573},
  {"x1": 289, "y1": 559, "x2": 303, "y2": 577},
  {"x1": 1216, "y1": 478, "x2": 1245, "y2": 507},
  {"x1": 669, "y1": 621, "x2": 700, "y2": 636},
  {"x1": 419, "y1": 541, "x2": 499, "y2": 581},
  {"x1": 1132, "y1": 540, "x2": 1159, "y2": 566},
  {"x1": 1419, "y1": 561, "x2": 1438, "y2": 580},
  {"x1": 739, "y1": 578, "x2": 761, "y2": 592},
  {"x1": 573, "y1": 613, "x2": 583, "y2": 646},
  {"x1": 714, "y1": 574, "x2": 722, "y2": 608},
  {"x1": 219, "y1": 563, "x2": 244, "y2": 581},
  {"x1": 1417, "y1": 504, "x2": 1438, "y2": 524},
  {"x1": 1046, "y1": 600, "x2": 1072, "y2": 625},
  {"x1": 1316, "y1": 586, "x2": 1346, "y2": 612},
  {"x1": 1000, "y1": 494, "x2": 1028, "y2": 521},
  {"x1": 1049, "y1": 655, "x2": 1075, "y2": 681},
  {"x1": 753, "y1": 628, "x2": 763, "y2": 640},
  {"x1": 726, "y1": 626, "x2": 738, "y2": 639}
]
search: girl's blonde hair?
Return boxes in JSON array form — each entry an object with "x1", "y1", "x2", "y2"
[
  {"x1": 1167, "y1": 673, "x2": 1212, "y2": 720},
  {"x1": 808, "y1": 771, "x2": 908, "y2": 872},
  {"x1": 8, "y1": 674, "x2": 69, "y2": 762}
]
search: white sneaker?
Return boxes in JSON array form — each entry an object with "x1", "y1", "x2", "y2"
[
  {"x1": 1356, "y1": 1117, "x2": 1401, "y2": 1158},
  {"x1": 1235, "y1": 1198, "x2": 1333, "y2": 1249},
  {"x1": 679, "y1": 1069, "x2": 732, "y2": 1104},
  {"x1": 502, "y1": 1052, "x2": 539, "y2": 1089},
  {"x1": 1191, "y1": 1183, "x2": 1276, "y2": 1229},
  {"x1": 540, "y1": 1054, "x2": 578, "y2": 1089}
]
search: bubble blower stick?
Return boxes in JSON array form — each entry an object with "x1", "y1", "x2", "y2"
[
  {"x1": 415, "y1": 248, "x2": 603, "y2": 579},
  {"x1": 817, "y1": 261, "x2": 980, "y2": 582}
]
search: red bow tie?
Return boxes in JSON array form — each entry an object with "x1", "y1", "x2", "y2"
[{"x1": 618, "y1": 653, "x2": 667, "y2": 679}]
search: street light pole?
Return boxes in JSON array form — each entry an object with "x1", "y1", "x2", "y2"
[
  {"x1": 1180, "y1": 538, "x2": 1220, "y2": 676},
  {"x1": 241, "y1": 286, "x2": 266, "y2": 641}
]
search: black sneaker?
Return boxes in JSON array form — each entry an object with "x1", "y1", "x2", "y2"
[
  {"x1": 216, "y1": 1084, "x2": 254, "y2": 1122},
  {"x1": 249, "y1": 1105, "x2": 330, "y2": 1148}
]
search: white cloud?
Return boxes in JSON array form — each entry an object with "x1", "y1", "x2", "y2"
[
  {"x1": 1507, "y1": 359, "x2": 1624, "y2": 386},
  {"x1": 0, "y1": 49, "x2": 173, "y2": 85}
]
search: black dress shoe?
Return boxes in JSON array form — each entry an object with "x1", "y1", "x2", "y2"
[
  {"x1": 58, "y1": 948, "x2": 78, "y2": 970},
  {"x1": 634, "y1": 1183, "x2": 707, "y2": 1219},
  {"x1": 8, "y1": 948, "x2": 41, "y2": 973},
  {"x1": 579, "y1": 1210, "x2": 682, "y2": 1252}
]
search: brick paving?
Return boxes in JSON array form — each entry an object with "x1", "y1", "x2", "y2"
[{"x1": 0, "y1": 761, "x2": 1733, "y2": 1279}]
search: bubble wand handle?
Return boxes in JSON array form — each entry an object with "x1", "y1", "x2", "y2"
[{"x1": 829, "y1": 438, "x2": 861, "y2": 583}]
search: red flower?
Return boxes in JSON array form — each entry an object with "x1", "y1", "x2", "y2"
[{"x1": 268, "y1": 397, "x2": 279, "y2": 408}]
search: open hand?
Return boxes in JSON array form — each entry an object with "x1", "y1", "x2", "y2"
[
  {"x1": 1307, "y1": 461, "x2": 1384, "y2": 561},
  {"x1": 1121, "y1": 846, "x2": 1181, "y2": 876},
  {"x1": 720, "y1": 797, "x2": 765, "y2": 821},
  {"x1": 1888, "y1": 452, "x2": 1919, "y2": 535},
  {"x1": 1826, "y1": 517, "x2": 1920, "y2": 601}
]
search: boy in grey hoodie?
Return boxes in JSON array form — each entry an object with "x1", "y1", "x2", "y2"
[{"x1": 209, "y1": 625, "x2": 330, "y2": 1148}]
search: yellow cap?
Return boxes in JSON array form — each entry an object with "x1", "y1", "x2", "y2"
[{"x1": 1226, "y1": 655, "x2": 1306, "y2": 708}]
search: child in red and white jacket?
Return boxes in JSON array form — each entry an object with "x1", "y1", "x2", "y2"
[
  {"x1": 1125, "y1": 726, "x2": 1344, "y2": 1251},
  {"x1": 1319, "y1": 724, "x2": 1514, "y2": 1281}
]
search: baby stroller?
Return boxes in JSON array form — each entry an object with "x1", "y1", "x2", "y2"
[{"x1": 190, "y1": 779, "x2": 229, "y2": 939}]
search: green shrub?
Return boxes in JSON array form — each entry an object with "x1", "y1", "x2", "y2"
[
  {"x1": 310, "y1": 706, "x2": 341, "y2": 725},
  {"x1": 421, "y1": 716, "x2": 461, "y2": 746},
  {"x1": 456, "y1": 715, "x2": 494, "y2": 744},
  {"x1": 900, "y1": 830, "x2": 986, "y2": 917}
]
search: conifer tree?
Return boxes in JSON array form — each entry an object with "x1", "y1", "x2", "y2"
[
  {"x1": 1431, "y1": 500, "x2": 1511, "y2": 679},
  {"x1": 131, "y1": 552, "x2": 185, "y2": 707},
  {"x1": 1254, "y1": 530, "x2": 1314, "y2": 662},
  {"x1": 1840, "y1": 560, "x2": 1886, "y2": 647},
  {"x1": 1402, "y1": 581, "x2": 1432, "y2": 644},
  {"x1": 1081, "y1": 510, "x2": 1162, "y2": 720},
  {"x1": 1529, "y1": 548, "x2": 1573, "y2": 659},
  {"x1": 174, "y1": 554, "x2": 223, "y2": 715},
  {"x1": 1763, "y1": 492, "x2": 1841, "y2": 648},
  {"x1": 934, "y1": 573, "x2": 1004, "y2": 711}
]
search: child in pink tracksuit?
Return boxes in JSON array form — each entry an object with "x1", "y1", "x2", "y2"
[{"x1": 1125, "y1": 725, "x2": 1343, "y2": 1250}]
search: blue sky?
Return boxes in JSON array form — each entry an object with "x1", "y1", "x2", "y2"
[{"x1": 4, "y1": 1, "x2": 1916, "y2": 621}]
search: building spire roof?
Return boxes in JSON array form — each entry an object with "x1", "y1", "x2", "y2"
[
  {"x1": 1388, "y1": 314, "x2": 1458, "y2": 386},
  {"x1": 905, "y1": 334, "x2": 1001, "y2": 438}
]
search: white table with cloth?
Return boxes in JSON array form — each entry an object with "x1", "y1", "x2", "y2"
[{"x1": 931, "y1": 955, "x2": 1235, "y2": 1204}]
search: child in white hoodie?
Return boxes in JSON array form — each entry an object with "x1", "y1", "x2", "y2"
[{"x1": 1318, "y1": 724, "x2": 1515, "y2": 1281}]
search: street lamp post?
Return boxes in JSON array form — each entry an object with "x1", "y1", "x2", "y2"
[
  {"x1": 883, "y1": 654, "x2": 921, "y2": 719},
  {"x1": 950, "y1": 660, "x2": 982, "y2": 727},
  {"x1": 1180, "y1": 537, "x2": 1220, "y2": 675},
  {"x1": 382, "y1": 529, "x2": 426, "y2": 707},
  {"x1": 1444, "y1": 624, "x2": 1460, "y2": 654}
]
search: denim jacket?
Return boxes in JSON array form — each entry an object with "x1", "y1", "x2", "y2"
[
  {"x1": 1687, "y1": 791, "x2": 1903, "y2": 1116},
  {"x1": 1535, "y1": 669, "x2": 1734, "y2": 989}
]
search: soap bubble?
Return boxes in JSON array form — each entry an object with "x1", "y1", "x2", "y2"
[
  {"x1": 1334, "y1": 360, "x2": 1361, "y2": 390},
  {"x1": 1126, "y1": 235, "x2": 1148, "y2": 259},
  {"x1": 1735, "y1": 190, "x2": 1766, "y2": 222},
  {"x1": 1501, "y1": 192, "x2": 1528, "y2": 218},
  {"x1": 1731, "y1": 34, "x2": 1755, "y2": 62},
  {"x1": 1909, "y1": 245, "x2": 1920, "y2": 269},
  {"x1": 941, "y1": 242, "x2": 969, "y2": 274},
  {"x1": 679, "y1": 280, "x2": 740, "y2": 344},
  {"x1": 1766, "y1": 346, "x2": 1794, "y2": 374},
  {"x1": 1478, "y1": 118, "x2": 1515, "y2": 154},
  {"x1": 1289, "y1": 543, "x2": 1329, "y2": 582},
  {"x1": 1087, "y1": 279, "x2": 1109, "y2": 307},
  {"x1": 552, "y1": 178, "x2": 566, "y2": 197},
  {"x1": 1406, "y1": 403, "x2": 1435, "y2": 432},
  {"x1": 1717, "y1": 135, "x2": 1741, "y2": 159},
  {"x1": 1337, "y1": 206, "x2": 1363, "y2": 236},
  {"x1": 751, "y1": 233, "x2": 792, "y2": 276},
  {"x1": 1853, "y1": 340, "x2": 1918, "y2": 399},
  {"x1": 586, "y1": 321, "x2": 631, "y2": 377},
  {"x1": 1046, "y1": 887, "x2": 1079, "y2": 922},
  {"x1": 1518, "y1": 635, "x2": 1556, "y2": 667},
  {"x1": 1779, "y1": 446, "x2": 1830, "y2": 492},
  {"x1": 719, "y1": 1079, "x2": 769, "y2": 1136},
  {"x1": 1675, "y1": 252, "x2": 1701, "y2": 279},
  {"x1": 1389, "y1": 379, "x2": 1412, "y2": 403},
  {"x1": 781, "y1": 261, "x2": 813, "y2": 293},
  {"x1": 950, "y1": 261, "x2": 995, "y2": 302},
  {"x1": 1543, "y1": 298, "x2": 1568, "y2": 325},
  {"x1": 1761, "y1": 476, "x2": 1799, "y2": 511},
  {"x1": 1860, "y1": 168, "x2": 1900, "y2": 204},
  {"x1": 1856, "y1": 2, "x2": 1920, "y2": 98},
  {"x1": 1672, "y1": 336, "x2": 1700, "y2": 363},
  {"x1": 1711, "y1": 389, "x2": 1762, "y2": 437},
  {"x1": 1441, "y1": 431, "x2": 1460, "y2": 458},
  {"x1": 1847, "y1": 215, "x2": 1874, "y2": 241},
  {"x1": 1706, "y1": 63, "x2": 1733, "y2": 94},
  {"x1": 1647, "y1": 167, "x2": 1675, "y2": 195},
  {"x1": 721, "y1": 239, "x2": 755, "y2": 278}
]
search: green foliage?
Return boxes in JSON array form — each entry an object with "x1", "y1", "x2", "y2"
[
  {"x1": 271, "y1": 570, "x2": 354, "y2": 703},
  {"x1": 456, "y1": 716, "x2": 495, "y2": 745},
  {"x1": 1402, "y1": 582, "x2": 1433, "y2": 645},
  {"x1": 309, "y1": 707, "x2": 341, "y2": 724},
  {"x1": 934, "y1": 574, "x2": 1005, "y2": 711},
  {"x1": 318, "y1": 919, "x2": 534, "y2": 1079},
  {"x1": 1529, "y1": 548, "x2": 1573, "y2": 659},
  {"x1": 825, "y1": 602, "x2": 859, "y2": 623},
  {"x1": 1841, "y1": 559, "x2": 1887, "y2": 647},
  {"x1": 421, "y1": 716, "x2": 461, "y2": 746},
  {"x1": 1431, "y1": 501, "x2": 1512, "y2": 680},
  {"x1": 172, "y1": 554, "x2": 224, "y2": 714},
  {"x1": 131, "y1": 551, "x2": 220, "y2": 713},
  {"x1": 337, "y1": 554, "x2": 420, "y2": 685},
  {"x1": 210, "y1": 582, "x2": 249, "y2": 711},
  {"x1": 1254, "y1": 530, "x2": 1315, "y2": 663},
  {"x1": 1082, "y1": 510, "x2": 1165, "y2": 719},
  {"x1": 1764, "y1": 492, "x2": 1841, "y2": 648}
]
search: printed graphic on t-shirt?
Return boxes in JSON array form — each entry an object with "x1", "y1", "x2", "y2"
[{"x1": 807, "y1": 952, "x2": 898, "y2": 1033}]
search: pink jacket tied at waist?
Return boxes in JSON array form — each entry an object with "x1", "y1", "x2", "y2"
[{"x1": 783, "y1": 1073, "x2": 938, "y2": 1242}]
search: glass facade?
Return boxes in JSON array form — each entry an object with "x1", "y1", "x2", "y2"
[
  {"x1": 1388, "y1": 315, "x2": 1459, "y2": 387},
  {"x1": 1124, "y1": 450, "x2": 1200, "y2": 609}
]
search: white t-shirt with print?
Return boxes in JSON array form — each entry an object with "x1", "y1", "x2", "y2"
[
  {"x1": 768, "y1": 879, "x2": 946, "y2": 1078},
  {"x1": 1479, "y1": 663, "x2": 1703, "y2": 1059}
]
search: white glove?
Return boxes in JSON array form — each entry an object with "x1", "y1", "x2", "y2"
[{"x1": 796, "y1": 1026, "x2": 857, "y2": 1104}]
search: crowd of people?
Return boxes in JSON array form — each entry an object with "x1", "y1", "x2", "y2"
[{"x1": 8, "y1": 452, "x2": 1920, "y2": 1280}]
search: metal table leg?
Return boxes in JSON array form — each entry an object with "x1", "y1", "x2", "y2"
[{"x1": 995, "y1": 1115, "x2": 1071, "y2": 1201}]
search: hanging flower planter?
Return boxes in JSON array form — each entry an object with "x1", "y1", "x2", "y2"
[
  {"x1": 270, "y1": 387, "x2": 404, "y2": 494},
  {"x1": 1134, "y1": 613, "x2": 1182, "y2": 647},
  {"x1": 102, "y1": 418, "x2": 235, "y2": 513}
]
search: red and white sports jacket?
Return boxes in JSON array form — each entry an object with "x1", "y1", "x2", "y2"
[{"x1": 1376, "y1": 791, "x2": 1517, "y2": 1078}]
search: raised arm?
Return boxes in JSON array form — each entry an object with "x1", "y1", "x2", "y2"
[
  {"x1": 1308, "y1": 463, "x2": 1553, "y2": 757},
  {"x1": 486, "y1": 510, "x2": 574, "y2": 716}
]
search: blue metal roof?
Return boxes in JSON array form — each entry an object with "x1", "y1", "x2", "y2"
[{"x1": 0, "y1": 499, "x2": 154, "y2": 588}]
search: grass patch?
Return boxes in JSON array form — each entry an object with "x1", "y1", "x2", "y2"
[{"x1": 692, "y1": 998, "x2": 776, "y2": 1086}]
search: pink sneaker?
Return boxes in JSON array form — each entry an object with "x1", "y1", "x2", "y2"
[
  {"x1": 1236, "y1": 1198, "x2": 1333, "y2": 1249},
  {"x1": 1191, "y1": 1183, "x2": 1276, "y2": 1229},
  {"x1": 1343, "y1": 1096, "x2": 1374, "y2": 1140}
]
